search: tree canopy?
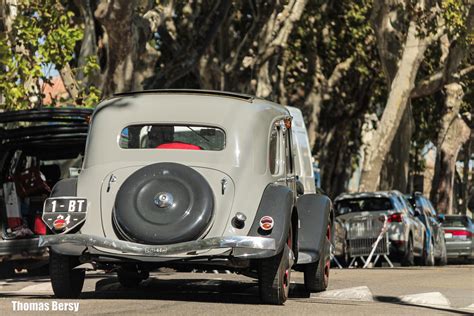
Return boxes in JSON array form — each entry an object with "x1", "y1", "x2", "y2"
[{"x1": 0, "y1": 0, "x2": 472, "y2": 212}]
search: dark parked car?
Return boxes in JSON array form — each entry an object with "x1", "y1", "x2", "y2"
[
  {"x1": 406, "y1": 193, "x2": 447, "y2": 266},
  {"x1": 0, "y1": 108, "x2": 91, "y2": 277},
  {"x1": 441, "y1": 215, "x2": 474, "y2": 262}
]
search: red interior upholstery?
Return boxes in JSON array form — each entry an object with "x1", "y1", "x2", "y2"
[{"x1": 156, "y1": 142, "x2": 202, "y2": 150}]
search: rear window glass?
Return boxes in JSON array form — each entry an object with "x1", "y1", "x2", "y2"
[
  {"x1": 119, "y1": 125, "x2": 225, "y2": 151},
  {"x1": 336, "y1": 198, "x2": 393, "y2": 215},
  {"x1": 443, "y1": 217, "x2": 469, "y2": 228}
]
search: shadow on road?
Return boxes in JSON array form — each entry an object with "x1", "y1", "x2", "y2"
[
  {"x1": 0, "y1": 275, "x2": 313, "y2": 305},
  {"x1": 82, "y1": 277, "x2": 263, "y2": 304}
]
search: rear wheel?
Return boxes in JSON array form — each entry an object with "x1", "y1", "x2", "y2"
[
  {"x1": 0, "y1": 262, "x2": 15, "y2": 279},
  {"x1": 258, "y1": 227, "x2": 292, "y2": 305},
  {"x1": 423, "y1": 239, "x2": 435, "y2": 266},
  {"x1": 401, "y1": 236, "x2": 415, "y2": 267},
  {"x1": 50, "y1": 251, "x2": 84, "y2": 298},
  {"x1": 258, "y1": 245, "x2": 291, "y2": 305},
  {"x1": 304, "y1": 225, "x2": 331, "y2": 292},
  {"x1": 436, "y1": 243, "x2": 448, "y2": 266}
]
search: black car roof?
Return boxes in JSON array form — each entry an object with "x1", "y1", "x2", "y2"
[{"x1": 0, "y1": 108, "x2": 92, "y2": 157}]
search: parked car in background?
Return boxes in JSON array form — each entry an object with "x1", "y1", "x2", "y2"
[
  {"x1": 0, "y1": 108, "x2": 92, "y2": 277},
  {"x1": 39, "y1": 90, "x2": 333, "y2": 304},
  {"x1": 406, "y1": 193, "x2": 447, "y2": 266},
  {"x1": 334, "y1": 191, "x2": 425, "y2": 266},
  {"x1": 441, "y1": 215, "x2": 474, "y2": 262}
]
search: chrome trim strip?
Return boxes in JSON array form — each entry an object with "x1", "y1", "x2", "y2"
[{"x1": 38, "y1": 234, "x2": 275, "y2": 257}]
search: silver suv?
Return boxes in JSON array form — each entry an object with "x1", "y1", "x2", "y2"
[
  {"x1": 334, "y1": 191, "x2": 425, "y2": 266},
  {"x1": 40, "y1": 90, "x2": 333, "y2": 305}
]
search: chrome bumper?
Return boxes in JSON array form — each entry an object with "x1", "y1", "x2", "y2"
[{"x1": 38, "y1": 234, "x2": 275, "y2": 257}]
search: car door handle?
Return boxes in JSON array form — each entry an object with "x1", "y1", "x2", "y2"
[
  {"x1": 106, "y1": 174, "x2": 117, "y2": 192},
  {"x1": 276, "y1": 176, "x2": 295, "y2": 182}
]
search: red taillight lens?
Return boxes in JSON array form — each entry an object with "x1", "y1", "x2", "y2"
[
  {"x1": 34, "y1": 215, "x2": 47, "y2": 235},
  {"x1": 7, "y1": 217, "x2": 22, "y2": 229},
  {"x1": 445, "y1": 230, "x2": 472, "y2": 237},
  {"x1": 388, "y1": 213, "x2": 403, "y2": 223},
  {"x1": 259, "y1": 216, "x2": 274, "y2": 231}
]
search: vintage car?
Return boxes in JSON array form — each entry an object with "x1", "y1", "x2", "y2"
[
  {"x1": 0, "y1": 108, "x2": 91, "y2": 277},
  {"x1": 39, "y1": 90, "x2": 333, "y2": 304}
]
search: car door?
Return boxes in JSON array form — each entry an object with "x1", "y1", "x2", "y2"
[
  {"x1": 283, "y1": 124, "x2": 296, "y2": 195},
  {"x1": 400, "y1": 196, "x2": 424, "y2": 252},
  {"x1": 424, "y1": 198, "x2": 443, "y2": 256}
]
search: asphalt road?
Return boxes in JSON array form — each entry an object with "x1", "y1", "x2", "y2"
[{"x1": 0, "y1": 265, "x2": 472, "y2": 315}]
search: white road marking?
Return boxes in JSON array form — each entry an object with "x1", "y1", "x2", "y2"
[
  {"x1": 311, "y1": 286, "x2": 374, "y2": 302},
  {"x1": 398, "y1": 292, "x2": 451, "y2": 308},
  {"x1": 17, "y1": 282, "x2": 53, "y2": 294},
  {"x1": 461, "y1": 303, "x2": 474, "y2": 312}
]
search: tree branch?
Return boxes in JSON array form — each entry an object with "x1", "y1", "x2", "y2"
[{"x1": 148, "y1": 0, "x2": 232, "y2": 88}]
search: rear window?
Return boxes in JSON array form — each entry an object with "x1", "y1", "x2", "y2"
[
  {"x1": 119, "y1": 124, "x2": 225, "y2": 151},
  {"x1": 336, "y1": 198, "x2": 393, "y2": 215},
  {"x1": 443, "y1": 217, "x2": 469, "y2": 228}
]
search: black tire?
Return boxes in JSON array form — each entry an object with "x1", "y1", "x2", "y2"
[
  {"x1": 50, "y1": 251, "x2": 85, "y2": 298},
  {"x1": 117, "y1": 268, "x2": 149, "y2": 288},
  {"x1": 258, "y1": 245, "x2": 291, "y2": 305},
  {"x1": 423, "y1": 239, "x2": 435, "y2": 266},
  {"x1": 336, "y1": 239, "x2": 349, "y2": 267},
  {"x1": 436, "y1": 243, "x2": 448, "y2": 266},
  {"x1": 114, "y1": 162, "x2": 214, "y2": 245},
  {"x1": 401, "y1": 236, "x2": 415, "y2": 267},
  {"x1": 304, "y1": 232, "x2": 330, "y2": 292},
  {"x1": 0, "y1": 262, "x2": 15, "y2": 279}
]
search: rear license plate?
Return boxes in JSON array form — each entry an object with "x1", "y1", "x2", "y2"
[
  {"x1": 44, "y1": 198, "x2": 87, "y2": 213},
  {"x1": 42, "y1": 198, "x2": 87, "y2": 233},
  {"x1": 444, "y1": 232, "x2": 452, "y2": 239}
]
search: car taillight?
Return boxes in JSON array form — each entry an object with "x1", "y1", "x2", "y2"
[
  {"x1": 34, "y1": 215, "x2": 47, "y2": 235},
  {"x1": 259, "y1": 216, "x2": 274, "y2": 231},
  {"x1": 388, "y1": 213, "x2": 403, "y2": 223},
  {"x1": 445, "y1": 230, "x2": 472, "y2": 238}
]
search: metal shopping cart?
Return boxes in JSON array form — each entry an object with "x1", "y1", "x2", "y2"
[{"x1": 346, "y1": 215, "x2": 393, "y2": 268}]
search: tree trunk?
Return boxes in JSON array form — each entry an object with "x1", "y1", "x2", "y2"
[
  {"x1": 94, "y1": 0, "x2": 160, "y2": 96},
  {"x1": 73, "y1": 0, "x2": 98, "y2": 84},
  {"x1": 59, "y1": 63, "x2": 80, "y2": 100},
  {"x1": 461, "y1": 134, "x2": 472, "y2": 214},
  {"x1": 0, "y1": 0, "x2": 17, "y2": 33},
  {"x1": 379, "y1": 104, "x2": 414, "y2": 191},
  {"x1": 359, "y1": 20, "x2": 429, "y2": 191},
  {"x1": 430, "y1": 83, "x2": 471, "y2": 214}
]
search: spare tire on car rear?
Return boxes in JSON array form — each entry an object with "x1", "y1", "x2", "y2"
[{"x1": 113, "y1": 162, "x2": 214, "y2": 245}]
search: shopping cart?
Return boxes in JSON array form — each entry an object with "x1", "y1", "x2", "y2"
[{"x1": 346, "y1": 215, "x2": 393, "y2": 268}]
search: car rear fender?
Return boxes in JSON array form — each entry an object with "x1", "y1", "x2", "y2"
[
  {"x1": 296, "y1": 194, "x2": 332, "y2": 264},
  {"x1": 232, "y1": 184, "x2": 293, "y2": 259}
]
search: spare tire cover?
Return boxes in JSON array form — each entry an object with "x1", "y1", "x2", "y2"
[{"x1": 114, "y1": 162, "x2": 214, "y2": 245}]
